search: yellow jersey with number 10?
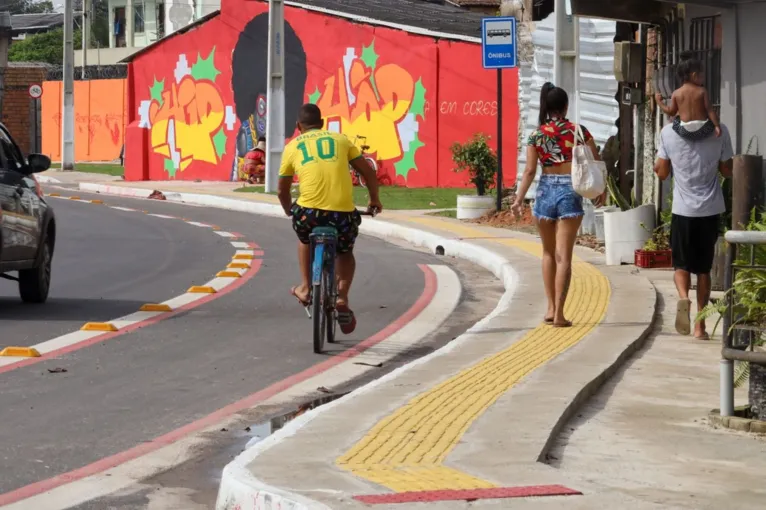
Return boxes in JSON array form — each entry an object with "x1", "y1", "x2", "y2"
[{"x1": 278, "y1": 129, "x2": 361, "y2": 212}]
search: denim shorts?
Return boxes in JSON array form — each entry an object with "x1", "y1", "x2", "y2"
[{"x1": 532, "y1": 174, "x2": 584, "y2": 221}]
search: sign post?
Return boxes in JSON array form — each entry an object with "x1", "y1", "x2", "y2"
[
  {"x1": 481, "y1": 16, "x2": 517, "y2": 212},
  {"x1": 265, "y1": 0, "x2": 285, "y2": 193}
]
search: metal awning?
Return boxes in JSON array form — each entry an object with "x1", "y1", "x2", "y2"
[{"x1": 570, "y1": 0, "x2": 737, "y2": 23}]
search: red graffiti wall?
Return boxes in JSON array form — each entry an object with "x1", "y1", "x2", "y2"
[{"x1": 127, "y1": 2, "x2": 519, "y2": 187}]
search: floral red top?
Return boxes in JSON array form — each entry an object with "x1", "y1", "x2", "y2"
[{"x1": 527, "y1": 119, "x2": 593, "y2": 167}]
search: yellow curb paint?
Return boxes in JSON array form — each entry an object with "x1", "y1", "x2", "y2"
[
  {"x1": 90, "y1": 199, "x2": 105, "y2": 204},
  {"x1": 233, "y1": 254, "x2": 254, "y2": 260},
  {"x1": 336, "y1": 221, "x2": 611, "y2": 493},
  {"x1": 48, "y1": 192, "x2": 61, "y2": 197},
  {"x1": 0, "y1": 346, "x2": 41, "y2": 357},
  {"x1": 69, "y1": 196, "x2": 81, "y2": 200},
  {"x1": 188, "y1": 286, "x2": 217, "y2": 294},
  {"x1": 139, "y1": 303, "x2": 173, "y2": 312},
  {"x1": 216, "y1": 271, "x2": 242, "y2": 278},
  {"x1": 227, "y1": 262, "x2": 250, "y2": 269},
  {"x1": 81, "y1": 322, "x2": 119, "y2": 332}
]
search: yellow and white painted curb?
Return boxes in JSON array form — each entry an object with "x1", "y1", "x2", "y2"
[{"x1": 0, "y1": 194, "x2": 261, "y2": 369}]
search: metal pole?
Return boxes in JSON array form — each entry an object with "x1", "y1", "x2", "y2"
[
  {"x1": 61, "y1": 0, "x2": 75, "y2": 171},
  {"x1": 126, "y1": 0, "x2": 134, "y2": 48},
  {"x1": 265, "y1": 0, "x2": 285, "y2": 193},
  {"x1": 81, "y1": 0, "x2": 89, "y2": 79},
  {"x1": 496, "y1": 69, "x2": 503, "y2": 212},
  {"x1": 721, "y1": 359, "x2": 735, "y2": 417}
]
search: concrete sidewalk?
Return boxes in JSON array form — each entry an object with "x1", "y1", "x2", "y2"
[{"x1": 72, "y1": 180, "x2": 659, "y2": 509}]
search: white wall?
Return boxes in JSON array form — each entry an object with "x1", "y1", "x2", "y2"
[
  {"x1": 108, "y1": 0, "x2": 161, "y2": 48},
  {"x1": 518, "y1": 15, "x2": 620, "y2": 196}
]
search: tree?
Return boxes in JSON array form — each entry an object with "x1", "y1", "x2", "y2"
[
  {"x1": 5, "y1": 0, "x2": 55, "y2": 14},
  {"x1": 9, "y1": 28, "x2": 82, "y2": 65}
]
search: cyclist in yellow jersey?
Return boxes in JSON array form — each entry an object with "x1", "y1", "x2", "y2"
[{"x1": 278, "y1": 104, "x2": 382, "y2": 334}]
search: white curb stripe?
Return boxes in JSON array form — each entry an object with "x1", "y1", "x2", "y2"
[
  {"x1": 215, "y1": 231, "x2": 236, "y2": 238},
  {"x1": 110, "y1": 206, "x2": 138, "y2": 212},
  {"x1": 147, "y1": 213, "x2": 177, "y2": 219},
  {"x1": 186, "y1": 221, "x2": 213, "y2": 228},
  {"x1": 230, "y1": 241, "x2": 251, "y2": 249}
]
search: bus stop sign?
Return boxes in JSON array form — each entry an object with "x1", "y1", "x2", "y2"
[{"x1": 482, "y1": 17, "x2": 517, "y2": 69}]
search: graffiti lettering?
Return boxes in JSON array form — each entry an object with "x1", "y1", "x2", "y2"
[
  {"x1": 316, "y1": 61, "x2": 414, "y2": 161},
  {"x1": 440, "y1": 101, "x2": 457, "y2": 114},
  {"x1": 149, "y1": 77, "x2": 224, "y2": 172},
  {"x1": 462, "y1": 100, "x2": 498, "y2": 117}
]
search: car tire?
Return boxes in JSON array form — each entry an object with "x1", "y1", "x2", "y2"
[{"x1": 19, "y1": 240, "x2": 52, "y2": 304}]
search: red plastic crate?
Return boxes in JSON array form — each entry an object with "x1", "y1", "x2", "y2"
[{"x1": 635, "y1": 249, "x2": 672, "y2": 269}]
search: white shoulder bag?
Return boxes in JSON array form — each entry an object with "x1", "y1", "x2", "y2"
[{"x1": 571, "y1": 125, "x2": 607, "y2": 200}]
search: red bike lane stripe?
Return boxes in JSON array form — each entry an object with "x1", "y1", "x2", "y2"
[
  {"x1": 0, "y1": 259, "x2": 263, "y2": 376},
  {"x1": 0, "y1": 264, "x2": 436, "y2": 506}
]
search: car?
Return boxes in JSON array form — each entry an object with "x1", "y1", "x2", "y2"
[{"x1": 0, "y1": 123, "x2": 54, "y2": 303}]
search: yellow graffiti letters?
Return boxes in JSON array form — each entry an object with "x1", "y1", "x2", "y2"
[
  {"x1": 149, "y1": 76, "x2": 224, "y2": 171},
  {"x1": 316, "y1": 58, "x2": 415, "y2": 161}
]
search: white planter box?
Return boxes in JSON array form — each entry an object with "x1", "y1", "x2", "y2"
[
  {"x1": 456, "y1": 195, "x2": 495, "y2": 220},
  {"x1": 604, "y1": 204, "x2": 656, "y2": 266}
]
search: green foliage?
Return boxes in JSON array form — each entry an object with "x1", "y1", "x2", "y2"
[
  {"x1": 9, "y1": 28, "x2": 82, "y2": 65},
  {"x1": 450, "y1": 133, "x2": 497, "y2": 196},
  {"x1": 642, "y1": 192, "x2": 673, "y2": 251},
  {"x1": 606, "y1": 174, "x2": 632, "y2": 211},
  {"x1": 5, "y1": 0, "x2": 54, "y2": 14},
  {"x1": 697, "y1": 210, "x2": 766, "y2": 389}
]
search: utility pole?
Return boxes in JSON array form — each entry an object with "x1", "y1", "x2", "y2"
[
  {"x1": 264, "y1": 0, "x2": 285, "y2": 193},
  {"x1": 62, "y1": 0, "x2": 75, "y2": 171},
  {"x1": 81, "y1": 0, "x2": 90, "y2": 79}
]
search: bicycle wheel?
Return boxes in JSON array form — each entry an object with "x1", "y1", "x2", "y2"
[
  {"x1": 312, "y1": 279, "x2": 324, "y2": 354},
  {"x1": 325, "y1": 271, "x2": 337, "y2": 343}
]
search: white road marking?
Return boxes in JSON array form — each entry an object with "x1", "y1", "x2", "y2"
[
  {"x1": 186, "y1": 221, "x2": 213, "y2": 228},
  {"x1": 215, "y1": 231, "x2": 236, "y2": 238},
  {"x1": 110, "y1": 206, "x2": 138, "y2": 212},
  {"x1": 234, "y1": 249, "x2": 255, "y2": 257},
  {"x1": 230, "y1": 241, "x2": 250, "y2": 249},
  {"x1": 147, "y1": 214, "x2": 177, "y2": 219},
  {"x1": 2, "y1": 264, "x2": 459, "y2": 510}
]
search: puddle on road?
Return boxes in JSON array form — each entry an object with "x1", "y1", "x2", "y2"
[{"x1": 242, "y1": 392, "x2": 348, "y2": 449}]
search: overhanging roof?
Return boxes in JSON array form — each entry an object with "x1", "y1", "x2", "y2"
[{"x1": 570, "y1": 0, "x2": 673, "y2": 23}]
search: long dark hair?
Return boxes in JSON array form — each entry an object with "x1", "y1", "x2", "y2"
[{"x1": 539, "y1": 82, "x2": 569, "y2": 126}]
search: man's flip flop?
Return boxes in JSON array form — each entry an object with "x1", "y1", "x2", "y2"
[
  {"x1": 544, "y1": 317, "x2": 554, "y2": 325},
  {"x1": 290, "y1": 286, "x2": 311, "y2": 307},
  {"x1": 695, "y1": 332, "x2": 711, "y2": 341},
  {"x1": 553, "y1": 320, "x2": 573, "y2": 328},
  {"x1": 336, "y1": 304, "x2": 357, "y2": 335},
  {"x1": 675, "y1": 298, "x2": 692, "y2": 336}
]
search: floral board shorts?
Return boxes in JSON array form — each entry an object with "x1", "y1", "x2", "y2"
[
  {"x1": 291, "y1": 205, "x2": 362, "y2": 254},
  {"x1": 532, "y1": 174, "x2": 584, "y2": 222}
]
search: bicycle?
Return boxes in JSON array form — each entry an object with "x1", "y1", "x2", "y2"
[
  {"x1": 349, "y1": 135, "x2": 379, "y2": 188},
  {"x1": 303, "y1": 207, "x2": 379, "y2": 354}
]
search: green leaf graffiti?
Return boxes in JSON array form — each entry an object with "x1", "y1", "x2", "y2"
[
  {"x1": 150, "y1": 77, "x2": 164, "y2": 106},
  {"x1": 394, "y1": 132, "x2": 425, "y2": 180},
  {"x1": 360, "y1": 39, "x2": 379, "y2": 70},
  {"x1": 191, "y1": 47, "x2": 220, "y2": 81},
  {"x1": 213, "y1": 128, "x2": 227, "y2": 159},
  {"x1": 308, "y1": 86, "x2": 321, "y2": 104},
  {"x1": 163, "y1": 158, "x2": 176, "y2": 178},
  {"x1": 410, "y1": 78, "x2": 427, "y2": 120}
]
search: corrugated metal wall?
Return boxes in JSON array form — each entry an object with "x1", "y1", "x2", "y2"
[{"x1": 518, "y1": 15, "x2": 620, "y2": 197}]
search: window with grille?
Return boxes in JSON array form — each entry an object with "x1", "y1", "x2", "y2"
[{"x1": 688, "y1": 16, "x2": 722, "y2": 113}]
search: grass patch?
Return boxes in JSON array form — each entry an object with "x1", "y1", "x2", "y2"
[
  {"x1": 234, "y1": 185, "x2": 477, "y2": 210},
  {"x1": 50, "y1": 163, "x2": 124, "y2": 176},
  {"x1": 426, "y1": 209, "x2": 458, "y2": 218}
]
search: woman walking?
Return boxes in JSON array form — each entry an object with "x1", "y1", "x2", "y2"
[{"x1": 512, "y1": 83, "x2": 605, "y2": 327}]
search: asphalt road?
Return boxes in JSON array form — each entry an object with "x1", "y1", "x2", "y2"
[{"x1": 0, "y1": 192, "x2": 439, "y2": 497}]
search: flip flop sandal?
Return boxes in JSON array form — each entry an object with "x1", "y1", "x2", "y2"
[
  {"x1": 290, "y1": 286, "x2": 311, "y2": 307},
  {"x1": 544, "y1": 317, "x2": 554, "y2": 325},
  {"x1": 695, "y1": 332, "x2": 711, "y2": 341},
  {"x1": 336, "y1": 304, "x2": 357, "y2": 335},
  {"x1": 675, "y1": 298, "x2": 692, "y2": 336},
  {"x1": 553, "y1": 320, "x2": 573, "y2": 328}
]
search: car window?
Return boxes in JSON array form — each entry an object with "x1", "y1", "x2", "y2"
[{"x1": 0, "y1": 128, "x2": 24, "y2": 172}]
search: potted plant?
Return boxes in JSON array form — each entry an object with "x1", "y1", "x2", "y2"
[
  {"x1": 451, "y1": 133, "x2": 497, "y2": 220},
  {"x1": 602, "y1": 175, "x2": 656, "y2": 266},
  {"x1": 635, "y1": 223, "x2": 672, "y2": 268}
]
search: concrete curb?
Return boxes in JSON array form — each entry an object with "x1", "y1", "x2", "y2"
[{"x1": 76, "y1": 182, "x2": 656, "y2": 510}]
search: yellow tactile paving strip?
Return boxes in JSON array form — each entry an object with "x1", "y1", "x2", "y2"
[{"x1": 336, "y1": 219, "x2": 611, "y2": 493}]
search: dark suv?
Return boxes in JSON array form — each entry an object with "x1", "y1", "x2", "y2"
[{"x1": 0, "y1": 123, "x2": 54, "y2": 303}]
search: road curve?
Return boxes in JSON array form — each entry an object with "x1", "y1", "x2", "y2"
[{"x1": 0, "y1": 192, "x2": 437, "y2": 499}]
